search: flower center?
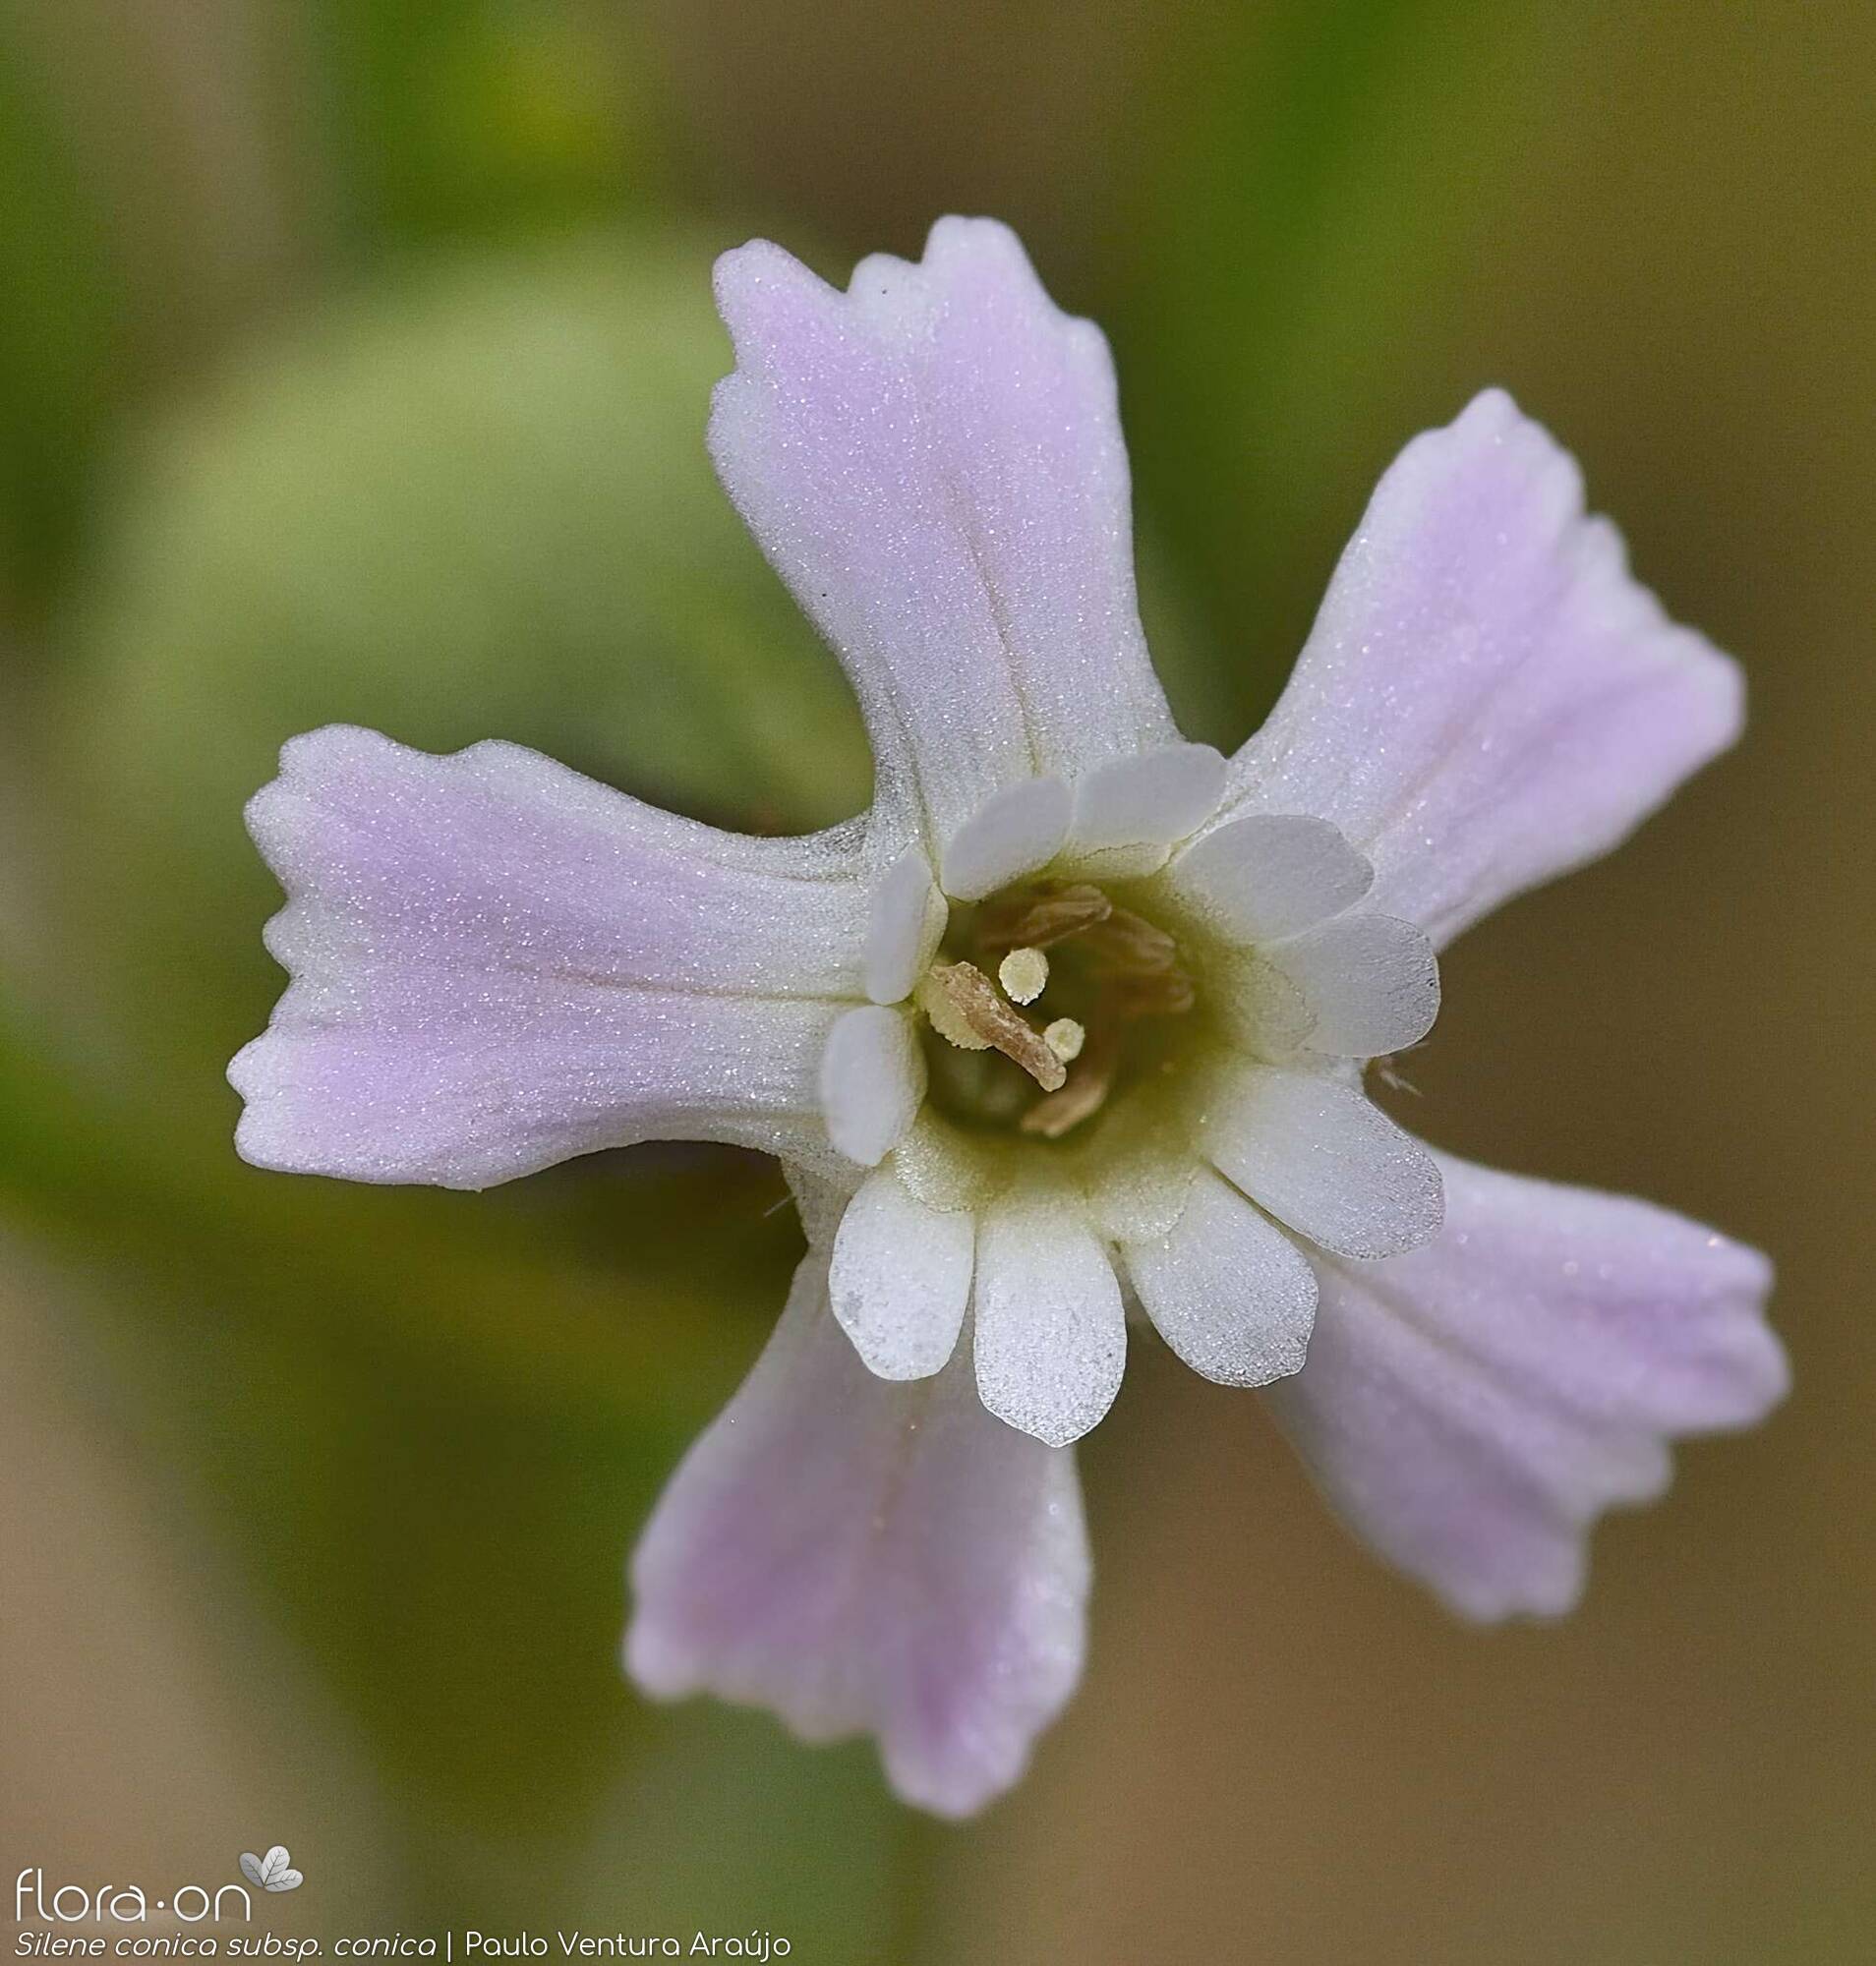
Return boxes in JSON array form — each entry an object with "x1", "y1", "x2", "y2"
[{"x1": 913, "y1": 879, "x2": 1197, "y2": 1139}]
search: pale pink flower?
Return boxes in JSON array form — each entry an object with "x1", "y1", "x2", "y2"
[{"x1": 230, "y1": 219, "x2": 1787, "y2": 1816}]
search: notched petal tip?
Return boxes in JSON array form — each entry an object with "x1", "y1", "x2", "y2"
[
  {"x1": 1265, "y1": 1151, "x2": 1788, "y2": 1623},
  {"x1": 625, "y1": 1264, "x2": 1089, "y2": 1818},
  {"x1": 705, "y1": 216, "x2": 1177, "y2": 853},
  {"x1": 1221, "y1": 387, "x2": 1753, "y2": 948},
  {"x1": 241, "y1": 722, "x2": 379, "y2": 861},
  {"x1": 709, "y1": 237, "x2": 837, "y2": 362},
  {"x1": 922, "y1": 211, "x2": 1029, "y2": 264},
  {"x1": 1669, "y1": 1234, "x2": 1789, "y2": 1430}
]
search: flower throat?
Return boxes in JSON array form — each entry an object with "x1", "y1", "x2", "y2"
[{"x1": 913, "y1": 879, "x2": 1196, "y2": 1139}]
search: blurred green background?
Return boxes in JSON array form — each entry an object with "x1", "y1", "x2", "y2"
[{"x1": 2, "y1": 1, "x2": 1869, "y2": 1959}]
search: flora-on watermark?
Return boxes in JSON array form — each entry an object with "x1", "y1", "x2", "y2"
[
  {"x1": 14, "y1": 1867, "x2": 258, "y2": 1929},
  {"x1": 13, "y1": 1860, "x2": 793, "y2": 1963}
]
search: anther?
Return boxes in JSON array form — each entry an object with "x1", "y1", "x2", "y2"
[
  {"x1": 976, "y1": 883, "x2": 1112, "y2": 953},
  {"x1": 914, "y1": 970, "x2": 991, "y2": 1051},
  {"x1": 998, "y1": 947, "x2": 1049, "y2": 1005},
  {"x1": 1021, "y1": 1027, "x2": 1119, "y2": 1138},
  {"x1": 1085, "y1": 905, "x2": 1179, "y2": 973},
  {"x1": 919, "y1": 961, "x2": 1067, "y2": 1091},
  {"x1": 1043, "y1": 1017, "x2": 1085, "y2": 1062}
]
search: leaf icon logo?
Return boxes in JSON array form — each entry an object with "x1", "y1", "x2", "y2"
[{"x1": 238, "y1": 1848, "x2": 304, "y2": 1892}]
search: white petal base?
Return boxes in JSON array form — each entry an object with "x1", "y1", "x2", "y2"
[
  {"x1": 820, "y1": 1006, "x2": 924, "y2": 1166},
  {"x1": 941, "y1": 778, "x2": 1073, "y2": 900},
  {"x1": 973, "y1": 1199, "x2": 1127, "y2": 1446},
  {"x1": 829, "y1": 1165, "x2": 974, "y2": 1379},
  {"x1": 1172, "y1": 813, "x2": 1374, "y2": 942},
  {"x1": 1071, "y1": 743, "x2": 1225, "y2": 851},
  {"x1": 1124, "y1": 1171, "x2": 1318, "y2": 1387},
  {"x1": 1207, "y1": 1067, "x2": 1444, "y2": 1259}
]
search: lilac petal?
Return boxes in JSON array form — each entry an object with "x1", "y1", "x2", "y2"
[
  {"x1": 625, "y1": 1253, "x2": 1089, "y2": 1819},
  {"x1": 230, "y1": 725, "x2": 870, "y2": 1188},
  {"x1": 1263, "y1": 1151, "x2": 1787, "y2": 1620},
  {"x1": 709, "y1": 217, "x2": 1178, "y2": 854},
  {"x1": 1219, "y1": 390, "x2": 1744, "y2": 948}
]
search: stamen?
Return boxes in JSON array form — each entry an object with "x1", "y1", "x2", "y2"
[
  {"x1": 918, "y1": 877, "x2": 1196, "y2": 1140},
  {"x1": 914, "y1": 970, "x2": 991, "y2": 1051},
  {"x1": 1114, "y1": 966, "x2": 1197, "y2": 1016},
  {"x1": 998, "y1": 947, "x2": 1050, "y2": 1005},
  {"x1": 976, "y1": 883, "x2": 1112, "y2": 953},
  {"x1": 1021, "y1": 1027, "x2": 1119, "y2": 1138},
  {"x1": 1043, "y1": 1017, "x2": 1085, "y2": 1062},
  {"x1": 1085, "y1": 905, "x2": 1179, "y2": 973},
  {"x1": 921, "y1": 961, "x2": 1067, "y2": 1091}
]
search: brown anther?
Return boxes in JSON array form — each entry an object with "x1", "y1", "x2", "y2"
[
  {"x1": 975, "y1": 882, "x2": 1113, "y2": 954},
  {"x1": 1021, "y1": 1026, "x2": 1121, "y2": 1138},
  {"x1": 1113, "y1": 965, "x2": 1197, "y2": 1017},
  {"x1": 1084, "y1": 906, "x2": 1179, "y2": 974},
  {"x1": 926, "y1": 961, "x2": 1067, "y2": 1091}
]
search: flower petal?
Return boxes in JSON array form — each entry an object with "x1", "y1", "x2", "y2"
[
  {"x1": 1123, "y1": 1171, "x2": 1318, "y2": 1387},
  {"x1": 229, "y1": 726, "x2": 869, "y2": 1187},
  {"x1": 1265, "y1": 912, "x2": 1440, "y2": 1058},
  {"x1": 709, "y1": 217, "x2": 1177, "y2": 853},
  {"x1": 1218, "y1": 389, "x2": 1744, "y2": 948},
  {"x1": 1206, "y1": 1066, "x2": 1443, "y2": 1259},
  {"x1": 863, "y1": 846, "x2": 945, "y2": 1005},
  {"x1": 818, "y1": 1005, "x2": 924, "y2": 1167},
  {"x1": 625, "y1": 1252, "x2": 1088, "y2": 1819},
  {"x1": 939, "y1": 776, "x2": 1073, "y2": 901},
  {"x1": 829, "y1": 1165, "x2": 974, "y2": 1379},
  {"x1": 1169, "y1": 813, "x2": 1374, "y2": 943},
  {"x1": 1070, "y1": 742, "x2": 1226, "y2": 852},
  {"x1": 973, "y1": 1198, "x2": 1127, "y2": 1447},
  {"x1": 1263, "y1": 1151, "x2": 1786, "y2": 1620}
]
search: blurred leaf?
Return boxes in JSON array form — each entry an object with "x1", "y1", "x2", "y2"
[
  {"x1": 1107, "y1": 0, "x2": 1551, "y2": 739},
  {"x1": 317, "y1": 0, "x2": 668, "y2": 248},
  {"x1": 0, "y1": 38, "x2": 132, "y2": 604}
]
